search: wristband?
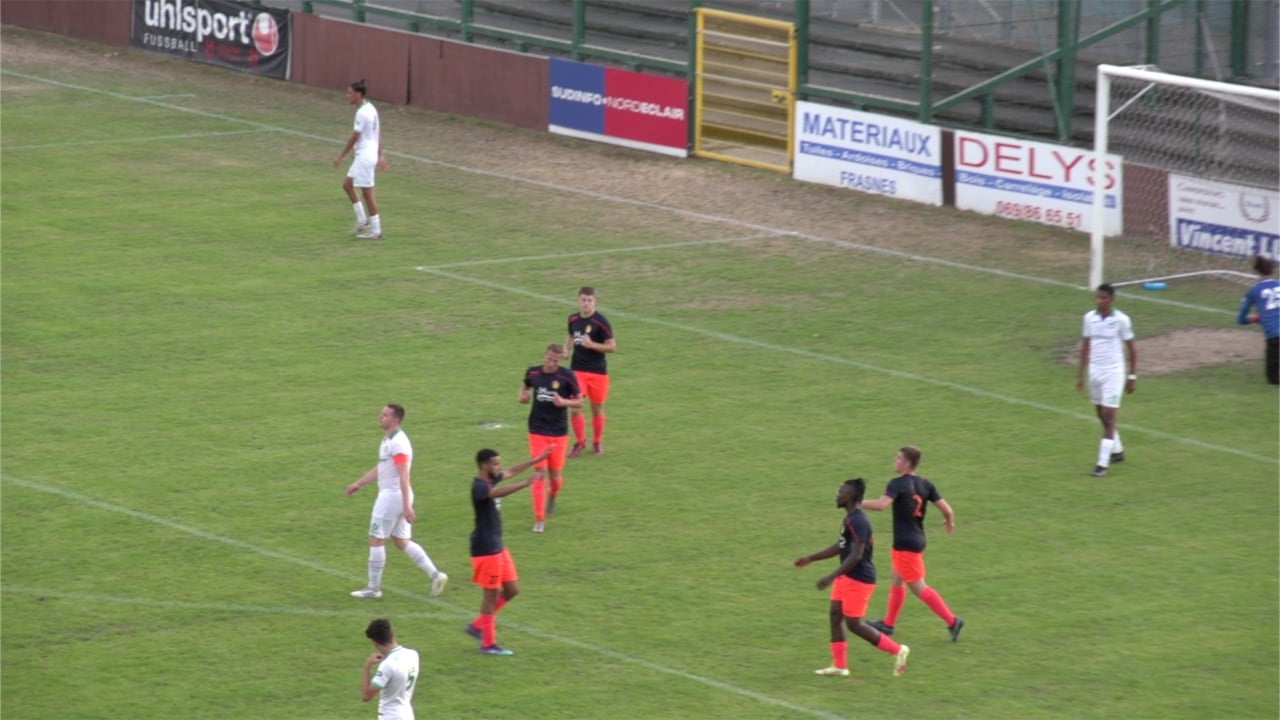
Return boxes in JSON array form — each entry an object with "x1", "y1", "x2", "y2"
[{"x1": 1127, "y1": 374, "x2": 1137, "y2": 380}]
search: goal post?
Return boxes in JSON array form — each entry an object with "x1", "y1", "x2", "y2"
[{"x1": 1091, "y1": 65, "x2": 1280, "y2": 292}]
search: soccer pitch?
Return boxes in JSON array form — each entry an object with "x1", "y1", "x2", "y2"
[{"x1": 2, "y1": 26, "x2": 1276, "y2": 720}]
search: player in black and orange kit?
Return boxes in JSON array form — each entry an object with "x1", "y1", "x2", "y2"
[
  {"x1": 464, "y1": 446, "x2": 550, "y2": 656},
  {"x1": 862, "y1": 445, "x2": 964, "y2": 642},
  {"x1": 520, "y1": 343, "x2": 582, "y2": 533},
  {"x1": 795, "y1": 477, "x2": 910, "y2": 678},
  {"x1": 564, "y1": 286, "x2": 616, "y2": 457}
]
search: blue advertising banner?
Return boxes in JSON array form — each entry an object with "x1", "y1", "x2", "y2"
[{"x1": 549, "y1": 58, "x2": 605, "y2": 135}]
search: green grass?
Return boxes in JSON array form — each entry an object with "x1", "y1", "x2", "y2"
[{"x1": 2, "y1": 26, "x2": 1277, "y2": 720}]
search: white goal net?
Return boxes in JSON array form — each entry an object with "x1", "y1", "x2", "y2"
[{"x1": 1090, "y1": 65, "x2": 1280, "y2": 298}]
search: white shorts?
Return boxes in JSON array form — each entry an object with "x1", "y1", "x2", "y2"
[
  {"x1": 1089, "y1": 367, "x2": 1126, "y2": 408},
  {"x1": 347, "y1": 154, "x2": 376, "y2": 188},
  {"x1": 367, "y1": 491, "x2": 411, "y2": 540}
]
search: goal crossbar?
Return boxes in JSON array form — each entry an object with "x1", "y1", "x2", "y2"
[{"x1": 1090, "y1": 65, "x2": 1280, "y2": 290}]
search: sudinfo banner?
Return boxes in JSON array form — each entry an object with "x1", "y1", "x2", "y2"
[{"x1": 132, "y1": 0, "x2": 290, "y2": 79}]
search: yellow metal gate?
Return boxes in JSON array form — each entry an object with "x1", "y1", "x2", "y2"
[{"x1": 693, "y1": 8, "x2": 796, "y2": 173}]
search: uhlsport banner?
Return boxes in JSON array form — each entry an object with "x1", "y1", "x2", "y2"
[{"x1": 132, "y1": 0, "x2": 290, "y2": 79}]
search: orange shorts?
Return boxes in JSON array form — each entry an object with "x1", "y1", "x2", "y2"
[
  {"x1": 528, "y1": 434, "x2": 568, "y2": 471},
  {"x1": 470, "y1": 548, "x2": 517, "y2": 590},
  {"x1": 574, "y1": 370, "x2": 610, "y2": 405},
  {"x1": 830, "y1": 576, "x2": 875, "y2": 618},
  {"x1": 891, "y1": 549, "x2": 926, "y2": 583}
]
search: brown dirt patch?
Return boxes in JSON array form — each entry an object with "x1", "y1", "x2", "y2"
[{"x1": 1063, "y1": 328, "x2": 1261, "y2": 374}]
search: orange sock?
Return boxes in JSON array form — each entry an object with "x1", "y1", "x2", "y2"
[
  {"x1": 830, "y1": 640, "x2": 847, "y2": 668},
  {"x1": 875, "y1": 632, "x2": 901, "y2": 654},
  {"x1": 592, "y1": 413, "x2": 605, "y2": 444},
  {"x1": 531, "y1": 478, "x2": 547, "y2": 521},
  {"x1": 884, "y1": 585, "x2": 907, "y2": 626},
  {"x1": 571, "y1": 414, "x2": 586, "y2": 444},
  {"x1": 479, "y1": 613, "x2": 496, "y2": 646},
  {"x1": 494, "y1": 596, "x2": 508, "y2": 614},
  {"x1": 919, "y1": 587, "x2": 956, "y2": 626},
  {"x1": 551, "y1": 476, "x2": 563, "y2": 497}
]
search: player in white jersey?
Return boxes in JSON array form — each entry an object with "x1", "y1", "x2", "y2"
[
  {"x1": 333, "y1": 78, "x2": 387, "y2": 240},
  {"x1": 346, "y1": 404, "x2": 448, "y2": 598},
  {"x1": 361, "y1": 618, "x2": 420, "y2": 720},
  {"x1": 1076, "y1": 284, "x2": 1137, "y2": 477}
]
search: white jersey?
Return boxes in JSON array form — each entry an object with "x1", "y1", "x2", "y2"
[
  {"x1": 371, "y1": 645, "x2": 419, "y2": 720},
  {"x1": 353, "y1": 101, "x2": 381, "y2": 159},
  {"x1": 1082, "y1": 308, "x2": 1134, "y2": 371},
  {"x1": 377, "y1": 429, "x2": 413, "y2": 492}
]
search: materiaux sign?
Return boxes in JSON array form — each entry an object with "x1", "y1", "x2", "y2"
[
  {"x1": 792, "y1": 101, "x2": 943, "y2": 206},
  {"x1": 132, "y1": 0, "x2": 290, "y2": 79},
  {"x1": 954, "y1": 130, "x2": 1122, "y2": 235},
  {"x1": 548, "y1": 58, "x2": 688, "y2": 157},
  {"x1": 1168, "y1": 174, "x2": 1280, "y2": 260}
]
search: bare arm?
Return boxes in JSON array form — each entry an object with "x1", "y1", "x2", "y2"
[
  {"x1": 794, "y1": 542, "x2": 840, "y2": 568},
  {"x1": 579, "y1": 336, "x2": 616, "y2": 353},
  {"x1": 360, "y1": 654, "x2": 382, "y2": 702},
  {"x1": 935, "y1": 498, "x2": 955, "y2": 534},
  {"x1": 1124, "y1": 339, "x2": 1138, "y2": 394},
  {"x1": 376, "y1": 124, "x2": 387, "y2": 170},
  {"x1": 334, "y1": 130, "x2": 360, "y2": 167},
  {"x1": 861, "y1": 494, "x2": 892, "y2": 512},
  {"x1": 518, "y1": 384, "x2": 531, "y2": 404},
  {"x1": 398, "y1": 460, "x2": 415, "y2": 523},
  {"x1": 553, "y1": 392, "x2": 584, "y2": 410},
  {"x1": 487, "y1": 448, "x2": 554, "y2": 498},
  {"x1": 1076, "y1": 338, "x2": 1091, "y2": 391},
  {"x1": 345, "y1": 466, "x2": 378, "y2": 496},
  {"x1": 500, "y1": 447, "x2": 553, "y2": 481},
  {"x1": 817, "y1": 541, "x2": 865, "y2": 589}
]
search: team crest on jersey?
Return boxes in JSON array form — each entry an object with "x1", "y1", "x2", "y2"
[{"x1": 552, "y1": 380, "x2": 560, "y2": 389}]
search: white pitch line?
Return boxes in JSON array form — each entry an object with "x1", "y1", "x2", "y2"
[
  {"x1": 416, "y1": 266, "x2": 1278, "y2": 465},
  {"x1": 0, "y1": 69, "x2": 1232, "y2": 315},
  {"x1": 418, "y1": 233, "x2": 785, "y2": 269},
  {"x1": 1, "y1": 128, "x2": 273, "y2": 152},
  {"x1": 1, "y1": 473, "x2": 849, "y2": 720}
]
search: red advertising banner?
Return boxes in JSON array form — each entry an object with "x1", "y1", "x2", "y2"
[{"x1": 603, "y1": 67, "x2": 687, "y2": 152}]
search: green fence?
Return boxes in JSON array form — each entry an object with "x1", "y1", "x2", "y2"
[{"x1": 291, "y1": 0, "x2": 1277, "y2": 142}]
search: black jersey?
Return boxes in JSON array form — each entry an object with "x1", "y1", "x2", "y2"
[
  {"x1": 470, "y1": 475, "x2": 504, "y2": 557},
  {"x1": 567, "y1": 311, "x2": 614, "y2": 374},
  {"x1": 883, "y1": 473, "x2": 942, "y2": 552},
  {"x1": 523, "y1": 365, "x2": 580, "y2": 436},
  {"x1": 839, "y1": 507, "x2": 876, "y2": 583}
]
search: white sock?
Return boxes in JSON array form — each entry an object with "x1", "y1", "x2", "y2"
[
  {"x1": 353, "y1": 202, "x2": 368, "y2": 225},
  {"x1": 1111, "y1": 431, "x2": 1123, "y2": 454},
  {"x1": 367, "y1": 545, "x2": 386, "y2": 589},
  {"x1": 368, "y1": 213, "x2": 381, "y2": 234},
  {"x1": 1096, "y1": 437, "x2": 1115, "y2": 468},
  {"x1": 403, "y1": 541, "x2": 440, "y2": 577}
]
